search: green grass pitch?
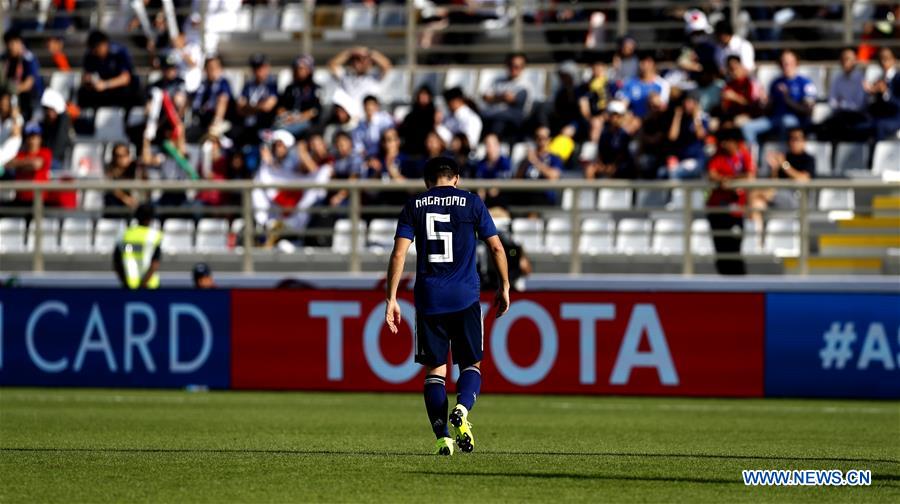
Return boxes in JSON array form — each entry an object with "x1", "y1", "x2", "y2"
[{"x1": 1, "y1": 388, "x2": 898, "y2": 502}]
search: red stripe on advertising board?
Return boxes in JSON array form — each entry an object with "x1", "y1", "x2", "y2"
[{"x1": 231, "y1": 290, "x2": 764, "y2": 397}]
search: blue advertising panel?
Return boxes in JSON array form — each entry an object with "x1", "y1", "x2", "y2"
[
  {"x1": 0, "y1": 289, "x2": 230, "y2": 388},
  {"x1": 766, "y1": 293, "x2": 900, "y2": 398}
]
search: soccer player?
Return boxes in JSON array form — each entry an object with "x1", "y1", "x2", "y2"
[{"x1": 384, "y1": 157, "x2": 510, "y2": 456}]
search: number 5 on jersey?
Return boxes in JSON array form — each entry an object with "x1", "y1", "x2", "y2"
[{"x1": 426, "y1": 213, "x2": 453, "y2": 263}]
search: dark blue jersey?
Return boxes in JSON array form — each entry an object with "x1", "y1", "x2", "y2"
[{"x1": 395, "y1": 186, "x2": 498, "y2": 315}]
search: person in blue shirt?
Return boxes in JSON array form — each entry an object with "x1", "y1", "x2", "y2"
[
  {"x1": 235, "y1": 53, "x2": 279, "y2": 147},
  {"x1": 385, "y1": 156, "x2": 510, "y2": 456},
  {"x1": 475, "y1": 133, "x2": 511, "y2": 208},
  {"x1": 741, "y1": 49, "x2": 816, "y2": 147},
  {"x1": 515, "y1": 126, "x2": 563, "y2": 208},
  {"x1": 1, "y1": 29, "x2": 42, "y2": 121},
  {"x1": 189, "y1": 56, "x2": 233, "y2": 142},
  {"x1": 617, "y1": 52, "x2": 671, "y2": 119},
  {"x1": 78, "y1": 31, "x2": 140, "y2": 110}
]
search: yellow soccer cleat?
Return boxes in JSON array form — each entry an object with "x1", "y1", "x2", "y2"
[
  {"x1": 434, "y1": 436, "x2": 455, "y2": 456},
  {"x1": 449, "y1": 405, "x2": 474, "y2": 453}
]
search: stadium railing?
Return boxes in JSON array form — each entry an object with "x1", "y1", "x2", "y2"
[
  {"x1": 3, "y1": 0, "x2": 899, "y2": 66},
  {"x1": 1, "y1": 178, "x2": 897, "y2": 276}
]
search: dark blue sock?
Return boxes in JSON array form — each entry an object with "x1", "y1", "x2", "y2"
[
  {"x1": 456, "y1": 366, "x2": 481, "y2": 411},
  {"x1": 424, "y1": 375, "x2": 449, "y2": 439}
]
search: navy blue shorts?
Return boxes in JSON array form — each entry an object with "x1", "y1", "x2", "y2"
[{"x1": 415, "y1": 302, "x2": 483, "y2": 369}]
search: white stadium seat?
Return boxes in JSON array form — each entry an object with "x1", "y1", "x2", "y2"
[
  {"x1": 253, "y1": 6, "x2": 281, "y2": 31},
  {"x1": 765, "y1": 218, "x2": 800, "y2": 256},
  {"x1": 741, "y1": 220, "x2": 763, "y2": 255},
  {"x1": 60, "y1": 218, "x2": 94, "y2": 253},
  {"x1": 561, "y1": 188, "x2": 597, "y2": 211},
  {"x1": 444, "y1": 69, "x2": 478, "y2": 97},
  {"x1": 195, "y1": 218, "x2": 229, "y2": 253},
  {"x1": 818, "y1": 189, "x2": 855, "y2": 211},
  {"x1": 544, "y1": 217, "x2": 572, "y2": 255},
  {"x1": 281, "y1": 4, "x2": 307, "y2": 31},
  {"x1": 805, "y1": 141, "x2": 833, "y2": 177},
  {"x1": 598, "y1": 188, "x2": 633, "y2": 210},
  {"x1": 476, "y1": 68, "x2": 506, "y2": 98},
  {"x1": 94, "y1": 219, "x2": 125, "y2": 253},
  {"x1": 691, "y1": 219, "x2": 714, "y2": 256},
  {"x1": 380, "y1": 69, "x2": 412, "y2": 105},
  {"x1": 367, "y1": 219, "x2": 398, "y2": 252},
  {"x1": 0, "y1": 218, "x2": 27, "y2": 253},
  {"x1": 511, "y1": 218, "x2": 544, "y2": 253},
  {"x1": 70, "y1": 142, "x2": 105, "y2": 177},
  {"x1": 343, "y1": 5, "x2": 375, "y2": 30},
  {"x1": 651, "y1": 218, "x2": 684, "y2": 255},
  {"x1": 579, "y1": 217, "x2": 614, "y2": 255},
  {"x1": 413, "y1": 70, "x2": 445, "y2": 95},
  {"x1": 834, "y1": 142, "x2": 870, "y2": 174},
  {"x1": 615, "y1": 218, "x2": 651, "y2": 254},
  {"x1": 872, "y1": 141, "x2": 900, "y2": 176},
  {"x1": 26, "y1": 218, "x2": 61, "y2": 253},
  {"x1": 332, "y1": 219, "x2": 367, "y2": 253},
  {"x1": 49, "y1": 71, "x2": 80, "y2": 100},
  {"x1": 234, "y1": 6, "x2": 252, "y2": 32},
  {"x1": 94, "y1": 107, "x2": 126, "y2": 141},
  {"x1": 162, "y1": 219, "x2": 195, "y2": 253}
]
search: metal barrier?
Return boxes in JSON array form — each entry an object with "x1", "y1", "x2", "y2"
[
  {"x1": 2, "y1": 0, "x2": 899, "y2": 65},
  {"x1": 1, "y1": 178, "x2": 896, "y2": 275}
]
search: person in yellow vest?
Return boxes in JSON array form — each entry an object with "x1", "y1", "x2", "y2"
[{"x1": 113, "y1": 204, "x2": 163, "y2": 289}]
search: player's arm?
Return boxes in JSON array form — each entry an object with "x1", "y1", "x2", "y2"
[
  {"x1": 484, "y1": 235, "x2": 510, "y2": 318},
  {"x1": 385, "y1": 237, "x2": 412, "y2": 334}
]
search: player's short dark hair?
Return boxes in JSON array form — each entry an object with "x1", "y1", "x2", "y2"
[
  {"x1": 443, "y1": 86, "x2": 464, "y2": 103},
  {"x1": 334, "y1": 131, "x2": 352, "y2": 143},
  {"x1": 87, "y1": 30, "x2": 109, "y2": 49},
  {"x1": 714, "y1": 20, "x2": 733, "y2": 36},
  {"x1": 134, "y1": 203, "x2": 155, "y2": 225},
  {"x1": 423, "y1": 156, "x2": 460, "y2": 185},
  {"x1": 717, "y1": 127, "x2": 744, "y2": 143},
  {"x1": 506, "y1": 52, "x2": 527, "y2": 66},
  {"x1": 638, "y1": 50, "x2": 656, "y2": 62},
  {"x1": 725, "y1": 54, "x2": 742, "y2": 65},
  {"x1": 204, "y1": 55, "x2": 222, "y2": 67},
  {"x1": 363, "y1": 95, "x2": 379, "y2": 106},
  {"x1": 3, "y1": 28, "x2": 22, "y2": 45}
]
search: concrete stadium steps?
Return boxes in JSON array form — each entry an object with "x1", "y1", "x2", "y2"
[
  {"x1": 783, "y1": 257, "x2": 884, "y2": 275},
  {"x1": 872, "y1": 196, "x2": 900, "y2": 217}
]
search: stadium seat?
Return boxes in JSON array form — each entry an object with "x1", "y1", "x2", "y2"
[
  {"x1": 522, "y1": 68, "x2": 548, "y2": 102},
  {"x1": 343, "y1": 5, "x2": 375, "y2": 30},
  {"x1": 511, "y1": 218, "x2": 544, "y2": 253},
  {"x1": 313, "y1": 68, "x2": 337, "y2": 102},
  {"x1": 252, "y1": 5, "x2": 281, "y2": 31},
  {"x1": 69, "y1": 142, "x2": 105, "y2": 177},
  {"x1": 234, "y1": 6, "x2": 253, "y2": 32},
  {"x1": 818, "y1": 188, "x2": 855, "y2": 211},
  {"x1": 812, "y1": 103, "x2": 832, "y2": 124},
  {"x1": 798, "y1": 64, "x2": 827, "y2": 99},
  {"x1": 579, "y1": 217, "x2": 614, "y2": 255},
  {"x1": 413, "y1": 70, "x2": 445, "y2": 95},
  {"x1": 615, "y1": 218, "x2": 651, "y2": 254},
  {"x1": 510, "y1": 142, "x2": 529, "y2": 169},
  {"x1": 380, "y1": 69, "x2": 412, "y2": 105},
  {"x1": 0, "y1": 218, "x2": 27, "y2": 253},
  {"x1": 756, "y1": 65, "x2": 780, "y2": 94},
  {"x1": 493, "y1": 216, "x2": 511, "y2": 233},
  {"x1": 281, "y1": 3, "x2": 307, "y2": 31},
  {"x1": 195, "y1": 218, "x2": 229, "y2": 253},
  {"x1": 49, "y1": 71, "x2": 80, "y2": 100},
  {"x1": 805, "y1": 141, "x2": 834, "y2": 177},
  {"x1": 222, "y1": 69, "x2": 245, "y2": 96},
  {"x1": 60, "y1": 218, "x2": 94, "y2": 253},
  {"x1": 561, "y1": 188, "x2": 597, "y2": 210},
  {"x1": 277, "y1": 69, "x2": 293, "y2": 93},
  {"x1": 93, "y1": 219, "x2": 125, "y2": 253},
  {"x1": 741, "y1": 220, "x2": 763, "y2": 255},
  {"x1": 544, "y1": 217, "x2": 571, "y2": 254},
  {"x1": 691, "y1": 219, "x2": 714, "y2": 256},
  {"x1": 871, "y1": 141, "x2": 900, "y2": 176},
  {"x1": 81, "y1": 190, "x2": 104, "y2": 211},
  {"x1": 476, "y1": 68, "x2": 506, "y2": 98},
  {"x1": 668, "y1": 187, "x2": 705, "y2": 210},
  {"x1": 636, "y1": 189, "x2": 669, "y2": 208},
  {"x1": 651, "y1": 218, "x2": 684, "y2": 255},
  {"x1": 367, "y1": 218, "x2": 398, "y2": 251},
  {"x1": 26, "y1": 218, "x2": 61, "y2": 253},
  {"x1": 127, "y1": 106, "x2": 146, "y2": 128},
  {"x1": 377, "y1": 4, "x2": 406, "y2": 26},
  {"x1": 161, "y1": 219, "x2": 195, "y2": 253},
  {"x1": 94, "y1": 108, "x2": 127, "y2": 142},
  {"x1": 332, "y1": 219, "x2": 367, "y2": 253},
  {"x1": 444, "y1": 69, "x2": 478, "y2": 97},
  {"x1": 598, "y1": 188, "x2": 633, "y2": 210},
  {"x1": 834, "y1": 142, "x2": 870, "y2": 174},
  {"x1": 765, "y1": 218, "x2": 800, "y2": 256}
]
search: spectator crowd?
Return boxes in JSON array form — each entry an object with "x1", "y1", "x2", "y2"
[{"x1": 1, "y1": 4, "x2": 899, "y2": 251}]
